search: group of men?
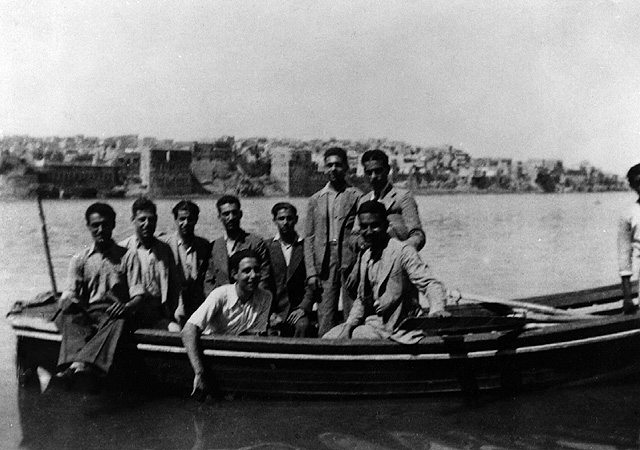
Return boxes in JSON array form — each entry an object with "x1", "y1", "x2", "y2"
[{"x1": 55, "y1": 147, "x2": 449, "y2": 394}]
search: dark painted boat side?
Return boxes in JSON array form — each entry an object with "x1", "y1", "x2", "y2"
[{"x1": 10, "y1": 283, "x2": 640, "y2": 397}]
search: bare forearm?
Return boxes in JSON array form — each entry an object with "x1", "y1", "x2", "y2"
[{"x1": 182, "y1": 323, "x2": 206, "y2": 375}]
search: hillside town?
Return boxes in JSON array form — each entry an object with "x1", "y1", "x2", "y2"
[{"x1": 0, "y1": 134, "x2": 626, "y2": 198}]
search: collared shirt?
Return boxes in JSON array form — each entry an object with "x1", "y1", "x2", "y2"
[
  {"x1": 130, "y1": 237, "x2": 163, "y2": 298},
  {"x1": 62, "y1": 241, "x2": 145, "y2": 304},
  {"x1": 618, "y1": 201, "x2": 640, "y2": 277},
  {"x1": 176, "y1": 237, "x2": 199, "y2": 281},
  {"x1": 223, "y1": 231, "x2": 239, "y2": 256},
  {"x1": 187, "y1": 284, "x2": 271, "y2": 335},
  {"x1": 322, "y1": 182, "x2": 346, "y2": 241},
  {"x1": 273, "y1": 233, "x2": 303, "y2": 267},
  {"x1": 370, "y1": 182, "x2": 393, "y2": 202}
]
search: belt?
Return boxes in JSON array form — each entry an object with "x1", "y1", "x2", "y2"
[{"x1": 328, "y1": 239, "x2": 338, "y2": 245}]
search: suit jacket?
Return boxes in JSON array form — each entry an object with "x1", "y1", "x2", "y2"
[
  {"x1": 353, "y1": 184, "x2": 426, "y2": 250},
  {"x1": 160, "y1": 232, "x2": 212, "y2": 321},
  {"x1": 204, "y1": 229, "x2": 270, "y2": 296},
  {"x1": 304, "y1": 184, "x2": 363, "y2": 278},
  {"x1": 267, "y1": 238, "x2": 315, "y2": 321},
  {"x1": 346, "y1": 238, "x2": 445, "y2": 333},
  {"x1": 119, "y1": 235, "x2": 181, "y2": 321}
]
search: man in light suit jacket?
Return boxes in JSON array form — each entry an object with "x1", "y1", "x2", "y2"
[
  {"x1": 267, "y1": 202, "x2": 316, "y2": 337},
  {"x1": 324, "y1": 201, "x2": 448, "y2": 340},
  {"x1": 304, "y1": 147, "x2": 363, "y2": 337},
  {"x1": 160, "y1": 200, "x2": 212, "y2": 326},
  {"x1": 353, "y1": 149, "x2": 426, "y2": 251},
  {"x1": 120, "y1": 197, "x2": 182, "y2": 330},
  {"x1": 204, "y1": 194, "x2": 270, "y2": 297}
]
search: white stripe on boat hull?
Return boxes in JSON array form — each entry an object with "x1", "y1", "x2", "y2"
[{"x1": 15, "y1": 327, "x2": 640, "y2": 361}]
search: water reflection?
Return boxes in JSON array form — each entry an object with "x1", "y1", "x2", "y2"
[{"x1": 17, "y1": 381, "x2": 640, "y2": 450}]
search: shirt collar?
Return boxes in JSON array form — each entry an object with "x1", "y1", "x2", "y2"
[
  {"x1": 87, "y1": 240, "x2": 116, "y2": 256},
  {"x1": 321, "y1": 182, "x2": 347, "y2": 195},
  {"x1": 223, "y1": 229, "x2": 245, "y2": 242},
  {"x1": 371, "y1": 182, "x2": 393, "y2": 200},
  {"x1": 273, "y1": 233, "x2": 302, "y2": 244},
  {"x1": 226, "y1": 284, "x2": 240, "y2": 308}
]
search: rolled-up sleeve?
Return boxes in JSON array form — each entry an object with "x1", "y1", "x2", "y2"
[
  {"x1": 123, "y1": 250, "x2": 145, "y2": 299},
  {"x1": 60, "y1": 254, "x2": 83, "y2": 302}
]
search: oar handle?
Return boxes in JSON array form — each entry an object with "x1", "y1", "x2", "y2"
[{"x1": 461, "y1": 292, "x2": 599, "y2": 319}]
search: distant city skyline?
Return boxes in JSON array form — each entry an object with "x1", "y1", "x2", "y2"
[{"x1": 2, "y1": 1, "x2": 640, "y2": 176}]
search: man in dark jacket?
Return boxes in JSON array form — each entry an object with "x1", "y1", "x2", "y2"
[{"x1": 267, "y1": 202, "x2": 316, "y2": 337}]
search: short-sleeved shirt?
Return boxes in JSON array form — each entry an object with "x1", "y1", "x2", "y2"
[
  {"x1": 61, "y1": 241, "x2": 145, "y2": 305},
  {"x1": 187, "y1": 284, "x2": 271, "y2": 335}
]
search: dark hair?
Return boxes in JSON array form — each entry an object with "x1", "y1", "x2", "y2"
[
  {"x1": 216, "y1": 194, "x2": 241, "y2": 211},
  {"x1": 361, "y1": 149, "x2": 389, "y2": 168},
  {"x1": 323, "y1": 147, "x2": 348, "y2": 168},
  {"x1": 85, "y1": 202, "x2": 116, "y2": 225},
  {"x1": 131, "y1": 196, "x2": 157, "y2": 216},
  {"x1": 172, "y1": 200, "x2": 200, "y2": 219},
  {"x1": 271, "y1": 202, "x2": 297, "y2": 218},
  {"x1": 229, "y1": 249, "x2": 261, "y2": 273},
  {"x1": 357, "y1": 200, "x2": 387, "y2": 218},
  {"x1": 627, "y1": 163, "x2": 640, "y2": 186}
]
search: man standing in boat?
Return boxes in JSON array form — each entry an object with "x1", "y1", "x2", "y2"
[
  {"x1": 324, "y1": 201, "x2": 448, "y2": 340},
  {"x1": 55, "y1": 202, "x2": 146, "y2": 380},
  {"x1": 617, "y1": 162, "x2": 640, "y2": 313},
  {"x1": 204, "y1": 195, "x2": 270, "y2": 296},
  {"x1": 182, "y1": 249, "x2": 272, "y2": 398},
  {"x1": 304, "y1": 147, "x2": 363, "y2": 337},
  {"x1": 267, "y1": 202, "x2": 316, "y2": 337},
  {"x1": 120, "y1": 197, "x2": 182, "y2": 330},
  {"x1": 161, "y1": 200, "x2": 212, "y2": 326},
  {"x1": 353, "y1": 149, "x2": 426, "y2": 251}
]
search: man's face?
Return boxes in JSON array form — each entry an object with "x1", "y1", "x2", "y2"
[
  {"x1": 87, "y1": 212, "x2": 115, "y2": 246},
  {"x1": 232, "y1": 257, "x2": 260, "y2": 293},
  {"x1": 359, "y1": 212, "x2": 388, "y2": 247},
  {"x1": 133, "y1": 209, "x2": 157, "y2": 241},
  {"x1": 273, "y1": 208, "x2": 297, "y2": 237},
  {"x1": 324, "y1": 155, "x2": 347, "y2": 184},
  {"x1": 218, "y1": 202, "x2": 242, "y2": 233},
  {"x1": 364, "y1": 160, "x2": 390, "y2": 192},
  {"x1": 175, "y1": 209, "x2": 197, "y2": 239}
]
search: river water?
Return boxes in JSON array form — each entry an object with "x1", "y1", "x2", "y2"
[{"x1": 1, "y1": 192, "x2": 639, "y2": 449}]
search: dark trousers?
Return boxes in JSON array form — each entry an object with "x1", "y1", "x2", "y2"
[
  {"x1": 318, "y1": 244, "x2": 354, "y2": 337},
  {"x1": 57, "y1": 301, "x2": 132, "y2": 374}
]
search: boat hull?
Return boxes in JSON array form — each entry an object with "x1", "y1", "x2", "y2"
[{"x1": 11, "y1": 284, "x2": 640, "y2": 397}]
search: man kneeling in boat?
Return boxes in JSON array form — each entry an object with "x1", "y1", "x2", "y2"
[
  {"x1": 182, "y1": 249, "x2": 272, "y2": 397},
  {"x1": 324, "y1": 201, "x2": 448, "y2": 340},
  {"x1": 55, "y1": 203, "x2": 146, "y2": 380}
]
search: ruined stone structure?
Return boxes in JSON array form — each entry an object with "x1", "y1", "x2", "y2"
[
  {"x1": 270, "y1": 147, "x2": 325, "y2": 196},
  {"x1": 140, "y1": 148, "x2": 192, "y2": 197}
]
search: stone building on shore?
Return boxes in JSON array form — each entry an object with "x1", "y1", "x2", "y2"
[{"x1": 140, "y1": 148, "x2": 192, "y2": 197}]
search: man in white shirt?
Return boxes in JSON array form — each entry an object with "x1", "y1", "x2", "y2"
[
  {"x1": 617, "y1": 163, "x2": 640, "y2": 313},
  {"x1": 182, "y1": 249, "x2": 272, "y2": 398}
]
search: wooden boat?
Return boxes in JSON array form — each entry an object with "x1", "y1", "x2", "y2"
[{"x1": 8, "y1": 284, "x2": 640, "y2": 398}]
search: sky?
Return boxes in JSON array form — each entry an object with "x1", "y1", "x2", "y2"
[{"x1": 1, "y1": 0, "x2": 640, "y2": 175}]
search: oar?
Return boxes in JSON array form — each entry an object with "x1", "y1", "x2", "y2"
[
  {"x1": 37, "y1": 195, "x2": 58, "y2": 297},
  {"x1": 460, "y1": 292, "x2": 600, "y2": 321}
]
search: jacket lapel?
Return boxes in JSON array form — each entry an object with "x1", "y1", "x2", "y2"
[
  {"x1": 286, "y1": 242, "x2": 303, "y2": 282},
  {"x1": 374, "y1": 240, "x2": 399, "y2": 298}
]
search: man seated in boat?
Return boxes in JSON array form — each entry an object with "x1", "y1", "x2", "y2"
[
  {"x1": 160, "y1": 200, "x2": 212, "y2": 326},
  {"x1": 204, "y1": 195, "x2": 271, "y2": 295},
  {"x1": 182, "y1": 249, "x2": 272, "y2": 397},
  {"x1": 267, "y1": 202, "x2": 316, "y2": 337},
  {"x1": 55, "y1": 202, "x2": 146, "y2": 380},
  {"x1": 120, "y1": 197, "x2": 182, "y2": 331},
  {"x1": 324, "y1": 201, "x2": 449, "y2": 340}
]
